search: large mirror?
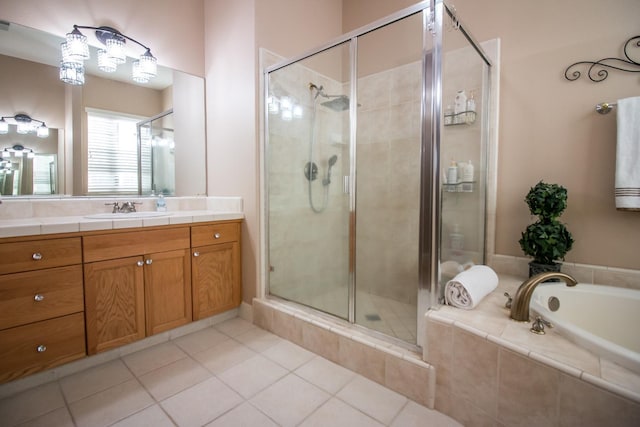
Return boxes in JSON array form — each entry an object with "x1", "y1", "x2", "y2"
[{"x1": 0, "y1": 20, "x2": 206, "y2": 197}]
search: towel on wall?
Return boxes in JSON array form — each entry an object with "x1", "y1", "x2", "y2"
[
  {"x1": 444, "y1": 265, "x2": 498, "y2": 309},
  {"x1": 615, "y1": 96, "x2": 640, "y2": 211}
]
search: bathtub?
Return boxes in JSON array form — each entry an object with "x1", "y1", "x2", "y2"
[{"x1": 530, "y1": 282, "x2": 640, "y2": 375}]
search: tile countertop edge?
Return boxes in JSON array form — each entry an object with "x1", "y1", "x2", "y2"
[{"x1": 0, "y1": 211, "x2": 245, "y2": 238}]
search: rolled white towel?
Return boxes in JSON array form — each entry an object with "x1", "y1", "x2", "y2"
[{"x1": 445, "y1": 265, "x2": 498, "y2": 309}]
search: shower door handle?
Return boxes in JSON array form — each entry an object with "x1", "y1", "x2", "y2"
[{"x1": 343, "y1": 176, "x2": 350, "y2": 194}]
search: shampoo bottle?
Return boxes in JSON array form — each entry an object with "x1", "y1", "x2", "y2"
[
  {"x1": 454, "y1": 90, "x2": 467, "y2": 123},
  {"x1": 463, "y1": 160, "x2": 474, "y2": 182},
  {"x1": 447, "y1": 160, "x2": 458, "y2": 184}
]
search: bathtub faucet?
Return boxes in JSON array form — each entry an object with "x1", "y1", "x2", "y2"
[{"x1": 510, "y1": 272, "x2": 578, "y2": 321}]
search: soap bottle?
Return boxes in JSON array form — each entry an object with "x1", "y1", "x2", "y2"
[
  {"x1": 156, "y1": 194, "x2": 167, "y2": 212},
  {"x1": 450, "y1": 224, "x2": 464, "y2": 251},
  {"x1": 463, "y1": 160, "x2": 474, "y2": 182},
  {"x1": 466, "y1": 91, "x2": 476, "y2": 123},
  {"x1": 447, "y1": 160, "x2": 458, "y2": 185},
  {"x1": 454, "y1": 90, "x2": 467, "y2": 123}
]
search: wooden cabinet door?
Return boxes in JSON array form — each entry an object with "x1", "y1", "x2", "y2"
[
  {"x1": 144, "y1": 249, "x2": 192, "y2": 336},
  {"x1": 192, "y1": 242, "x2": 241, "y2": 320},
  {"x1": 84, "y1": 256, "x2": 145, "y2": 355}
]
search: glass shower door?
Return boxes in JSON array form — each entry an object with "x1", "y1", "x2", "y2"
[
  {"x1": 354, "y1": 12, "x2": 426, "y2": 343},
  {"x1": 267, "y1": 42, "x2": 352, "y2": 319}
]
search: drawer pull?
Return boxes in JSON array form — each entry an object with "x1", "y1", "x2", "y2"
[
  {"x1": 34, "y1": 294, "x2": 45, "y2": 302},
  {"x1": 32, "y1": 253, "x2": 43, "y2": 261},
  {"x1": 214, "y1": 233, "x2": 221, "y2": 239},
  {"x1": 145, "y1": 259, "x2": 153, "y2": 265},
  {"x1": 137, "y1": 261, "x2": 144, "y2": 267},
  {"x1": 193, "y1": 251, "x2": 200, "y2": 257},
  {"x1": 36, "y1": 344, "x2": 47, "y2": 353}
]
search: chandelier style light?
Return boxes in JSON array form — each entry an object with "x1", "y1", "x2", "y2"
[
  {"x1": 60, "y1": 25, "x2": 158, "y2": 85},
  {"x1": 0, "y1": 114, "x2": 49, "y2": 138}
]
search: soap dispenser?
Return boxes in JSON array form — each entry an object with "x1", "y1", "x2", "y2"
[{"x1": 156, "y1": 195, "x2": 167, "y2": 212}]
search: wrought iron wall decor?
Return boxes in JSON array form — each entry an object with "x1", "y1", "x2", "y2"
[{"x1": 564, "y1": 35, "x2": 640, "y2": 83}]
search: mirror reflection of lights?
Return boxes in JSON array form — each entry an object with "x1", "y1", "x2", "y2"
[
  {"x1": 0, "y1": 114, "x2": 49, "y2": 138},
  {"x1": 2, "y1": 145, "x2": 36, "y2": 159},
  {"x1": 267, "y1": 94, "x2": 304, "y2": 121}
]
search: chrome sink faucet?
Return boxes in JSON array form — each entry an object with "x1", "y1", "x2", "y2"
[
  {"x1": 510, "y1": 272, "x2": 578, "y2": 321},
  {"x1": 105, "y1": 201, "x2": 140, "y2": 213}
]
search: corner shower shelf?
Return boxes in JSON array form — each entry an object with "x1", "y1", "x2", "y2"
[
  {"x1": 444, "y1": 110, "x2": 476, "y2": 126},
  {"x1": 443, "y1": 181, "x2": 476, "y2": 193}
]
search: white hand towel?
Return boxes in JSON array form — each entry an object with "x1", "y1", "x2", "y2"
[
  {"x1": 615, "y1": 96, "x2": 640, "y2": 211},
  {"x1": 444, "y1": 265, "x2": 498, "y2": 309}
]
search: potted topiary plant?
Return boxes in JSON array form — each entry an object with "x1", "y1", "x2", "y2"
[{"x1": 519, "y1": 181, "x2": 574, "y2": 277}]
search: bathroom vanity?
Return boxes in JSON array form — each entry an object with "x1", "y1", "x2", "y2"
[{"x1": 0, "y1": 215, "x2": 242, "y2": 383}]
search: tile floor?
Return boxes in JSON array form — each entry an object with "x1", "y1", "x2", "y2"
[{"x1": 0, "y1": 317, "x2": 459, "y2": 427}]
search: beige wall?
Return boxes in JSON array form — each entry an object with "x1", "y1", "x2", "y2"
[{"x1": 448, "y1": 0, "x2": 640, "y2": 269}]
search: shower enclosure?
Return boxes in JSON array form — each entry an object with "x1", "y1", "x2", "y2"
[
  {"x1": 137, "y1": 109, "x2": 175, "y2": 196},
  {"x1": 264, "y1": 0, "x2": 492, "y2": 347}
]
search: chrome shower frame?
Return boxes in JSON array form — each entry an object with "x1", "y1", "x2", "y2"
[{"x1": 263, "y1": 0, "x2": 492, "y2": 349}]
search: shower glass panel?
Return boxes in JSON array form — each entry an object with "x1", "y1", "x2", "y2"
[
  {"x1": 354, "y1": 12, "x2": 425, "y2": 343},
  {"x1": 438, "y1": 14, "x2": 490, "y2": 293},
  {"x1": 267, "y1": 42, "x2": 351, "y2": 320},
  {"x1": 137, "y1": 110, "x2": 175, "y2": 196}
]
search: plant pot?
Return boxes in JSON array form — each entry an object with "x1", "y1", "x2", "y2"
[{"x1": 528, "y1": 261, "x2": 562, "y2": 281}]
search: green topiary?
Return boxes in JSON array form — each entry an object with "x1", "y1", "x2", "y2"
[{"x1": 519, "y1": 181, "x2": 574, "y2": 266}]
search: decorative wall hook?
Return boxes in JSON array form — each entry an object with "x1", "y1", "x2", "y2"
[{"x1": 564, "y1": 35, "x2": 640, "y2": 83}]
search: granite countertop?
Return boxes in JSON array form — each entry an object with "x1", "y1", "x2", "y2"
[{"x1": 0, "y1": 210, "x2": 244, "y2": 238}]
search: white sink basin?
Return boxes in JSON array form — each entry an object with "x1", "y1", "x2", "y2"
[{"x1": 84, "y1": 212, "x2": 172, "y2": 219}]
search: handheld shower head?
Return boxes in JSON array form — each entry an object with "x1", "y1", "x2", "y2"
[{"x1": 323, "y1": 155, "x2": 338, "y2": 186}]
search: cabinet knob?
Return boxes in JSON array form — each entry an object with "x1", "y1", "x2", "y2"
[
  {"x1": 193, "y1": 251, "x2": 200, "y2": 257},
  {"x1": 36, "y1": 344, "x2": 47, "y2": 353},
  {"x1": 145, "y1": 259, "x2": 153, "y2": 265},
  {"x1": 214, "y1": 233, "x2": 221, "y2": 239},
  {"x1": 137, "y1": 261, "x2": 144, "y2": 267},
  {"x1": 34, "y1": 294, "x2": 45, "y2": 302},
  {"x1": 32, "y1": 253, "x2": 43, "y2": 261}
]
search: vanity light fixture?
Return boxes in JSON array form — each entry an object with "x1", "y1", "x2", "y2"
[
  {"x1": 0, "y1": 114, "x2": 49, "y2": 138},
  {"x1": 60, "y1": 25, "x2": 158, "y2": 85}
]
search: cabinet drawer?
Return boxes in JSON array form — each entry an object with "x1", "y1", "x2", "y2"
[
  {"x1": 0, "y1": 265, "x2": 84, "y2": 331},
  {"x1": 191, "y1": 222, "x2": 240, "y2": 247},
  {"x1": 0, "y1": 312, "x2": 86, "y2": 384},
  {"x1": 0, "y1": 237, "x2": 81, "y2": 275},
  {"x1": 84, "y1": 227, "x2": 190, "y2": 262}
]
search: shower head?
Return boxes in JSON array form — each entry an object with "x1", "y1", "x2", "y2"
[
  {"x1": 321, "y1": 95, "x2": 350, "y2": 112},
  {"x1": 328, "y1": 155, "x2": 338, "y2": 167}
]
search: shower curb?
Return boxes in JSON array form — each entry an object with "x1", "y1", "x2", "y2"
[{"x1": 252, "y1": 297, "x2": 436, "y2": 409}]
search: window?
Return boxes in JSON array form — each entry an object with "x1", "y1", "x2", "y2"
[{"x1": 86, "y1": 110, "x2": 147, "y2": 194}]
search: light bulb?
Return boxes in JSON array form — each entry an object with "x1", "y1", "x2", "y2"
[
  {"x1": 132, "y1": 61, "x2": 150, "y2": 83},
  {"x1": 97, "y1": 49, "x2": 117, "y2": 73},
  {"x1": 106, "y1": 37, "x2": 126, "y2": 65},
  {"x1": 139, "y1": 50, "x2": 157, "y2": 77},
  {"x1": 37, "y1": 124, "x2": 49, "y2": 138}
]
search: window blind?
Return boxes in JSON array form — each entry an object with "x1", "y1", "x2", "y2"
[{"x1": 87, "y1": 111, "x2": 147, "y2": 194}]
